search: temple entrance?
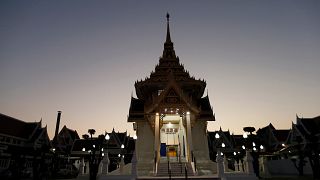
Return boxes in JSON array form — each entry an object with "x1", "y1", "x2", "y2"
[{"x1": 160, "y1": 114, "x2": 187, "y2": 162}]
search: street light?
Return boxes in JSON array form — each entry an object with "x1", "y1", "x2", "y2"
[
  {"x1": 215, "y1": 133, "x2": 220, "y2": 139},
  {"x1": 83, "y1": 131, "x2": 107, "y2": 180},
  {"x1": 260, "y1": 145, "x2": 264, "y2": 150},
  {"x1": 105, "y1": 134, "x2": 110, "y2": 140},
  {"x1": 243, "y1": 133, "x2": 248, "y2": 139}
]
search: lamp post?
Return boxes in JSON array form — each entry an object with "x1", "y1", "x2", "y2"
[
  {"x1": 214, "y1": 132, "x2": 220, "y2": 157},
  {"x1": 243, "y1": 126, "x2": 260, "y2": 178},
  {"x1": 120, "y1": 144, "x2": 125, "y2": 174},
  {"x1": 83, "y1": 129, "x2": 106, "y2": 180},
  {"x1": 104, "y1": 133, "x2": 110, "y2": 174}
]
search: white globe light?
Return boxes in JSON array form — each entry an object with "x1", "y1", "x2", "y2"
[
  {"x1": 221, "y1": 143, "x2": 226, "y2": 148},
  {"x1": 243, "y1": 133, "x2": 248, "y2": 138},
  {"x1": 242, "y1": 145, "x2": 245, "y2": 150},
  {"x1": 105, "y1": 134, "x2": 110, "y2": 140},
  {"x1": 215, "y1": 133, "x2": 220, "y2": 139}
]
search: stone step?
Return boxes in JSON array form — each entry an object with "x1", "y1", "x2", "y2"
[
  {"x1": 137, "y1": 177, "x2": 220, "y2": 180},
  {"x1": 156, "y1": 162, "x2": 194, "y2": 177}
]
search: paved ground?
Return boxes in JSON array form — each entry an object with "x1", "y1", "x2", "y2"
[{"x1": 263, "y1": 176, "x2": 313, "y2": 180}]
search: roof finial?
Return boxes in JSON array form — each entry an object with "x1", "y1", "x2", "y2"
[{"x1": 166, "y1": 13, "x2": 172, "y2": 43}]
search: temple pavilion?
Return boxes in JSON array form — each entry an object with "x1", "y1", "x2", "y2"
[{"x1": 128, "y1": 14, "x2": 216, "y2": 176}]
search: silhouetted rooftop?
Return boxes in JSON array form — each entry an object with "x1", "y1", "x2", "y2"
[{"x1": 0, "y1": 113, "x2": 40, "y2": 139}]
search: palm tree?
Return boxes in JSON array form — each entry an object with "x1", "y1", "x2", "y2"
[{"x1": 88, "y1": 129, "x2": 96, "y2": 138}]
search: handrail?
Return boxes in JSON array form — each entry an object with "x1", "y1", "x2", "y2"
[
  {"x1": 168, "y1": 160, "x2": 172, "y2": 180},
  {"x1": 191, "y1": 151, "x2": 197, "y2": 173},
  {"x1": 154, "y1": 150, "x2": 157, "y2": 175},
  {"x1": 191, "y1": 150, "x2": 194, "y2": 162},
  {"x1": 184, "y1": 163, "x2": 188, "y2": 179},
  {"x1": 194, "y1": 156, "x2": 197, "y2": 173}
]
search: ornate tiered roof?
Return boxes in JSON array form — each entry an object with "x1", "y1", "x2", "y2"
[{"x1": 128, "y1": 14, "x2": 214, "y2": 122}]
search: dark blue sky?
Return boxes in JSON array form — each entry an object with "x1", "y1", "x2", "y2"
[{"x1": 1, "y1": 0, "x2": 319, "y2": 138}]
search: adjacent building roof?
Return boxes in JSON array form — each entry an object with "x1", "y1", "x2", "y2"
[
  {"x1": 0, "y1": 113, "x2": 40, "y2": 140},
  {"x1": 298, "y1": 116, "x2": 320, "y2": 135}
]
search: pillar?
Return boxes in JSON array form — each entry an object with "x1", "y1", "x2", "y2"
[
  {"x1": 80, "y1": 158, "x2": 85, "y2": 175},
  {"x1": 186, "y1": 112, "x2": 193, "y2": 161},
  {"x1": 120, "y1": 156, "x2": 125, "y2": 174},
  {"x1": 224, "y1": 155, "x2": 228, "y2": 172},
  {"x1": 239, "y1": 160, "x2": 244, "y2": 172},
  {"x1": 154, "y1": 113, "x2": 160, "y2": 161},
  {"x1": 101, "y1": 153, "x2": 110, "y2": 174},
  {"x1": 85, "y1": 161, "x2": 90, "y2": 174},
  {"x1": 245, "y1": 151, "x2": 254, "y2": 175},
  {"x1": 98, "y1": 161, "x2": 103, "y2": 174},
  {"x1": 216, "y1": 150, "x2": 224, "y2": 178},
  {"x1": 234, "y1": 160, "x2": 239, "y2": 172}
]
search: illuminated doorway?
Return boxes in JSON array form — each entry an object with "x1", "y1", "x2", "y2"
[{"x1": 160, "y1": 114, "x2": 187, "y2": 161}]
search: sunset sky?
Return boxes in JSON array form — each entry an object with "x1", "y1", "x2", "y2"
[{"x1": 1, "y1": 0, "x2": 319, "y2": 138}]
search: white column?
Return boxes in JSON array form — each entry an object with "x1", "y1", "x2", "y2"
[
  {"x1": 234, "y1": 160, "x2": 239, "y2": 172},
  {"x1": 239, "y1": 160, "x2": 244, "y2": 172},
  {"x1": 120, "y1": 156, "x2": 125, "y2": 174},
  {"x1": 216, "y1": 150, "x2": 224, "y2": 178},
  {"x1": 245, "y1": 151, "x2": 254, "y2": 175},
  {"x1": 101, "y1": 153, "x2": 109, "y2": 174},
  {"x1": 85, "y1": 161, "x2": 90, "y2": 174},
  {"x1": 98, "y1": 160, "x2": 103, "y2": 174},
  {"x1": 261, "y1": 156, "x2": 270, "y2": 178},
  {"x1": 154, "y1": 113, "x2": 160, "y2": 160},
  {"x1": 186, "y1": 112, "x2": 193, "y2": 161},
  {"x1": 224, "y1": 155, "x2": 229, "y2": 172},
  {"x1": 80, "y1": 158, "x2": 85, "y2": 175}
]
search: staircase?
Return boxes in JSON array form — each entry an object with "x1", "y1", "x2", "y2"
[{"x1": 157, "y1": 162, "x2": 194, "y2": 177}]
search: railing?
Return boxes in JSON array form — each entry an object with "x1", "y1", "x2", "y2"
[
  {"x1": 154, "y1": 150, "x2": 158, "y2": 175},
  {"x1": 194, "y1": 156, "x2": 197, "y2": 173},
  {"x1": 191, "y1": 151, "x2": 197, "y2": 173},
  {"x1": 168, "y1": 160, "x2": 171, "y2": 180},
  {"x1": 184, "y1": 163, "x2": 188, "y2": 179}
]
